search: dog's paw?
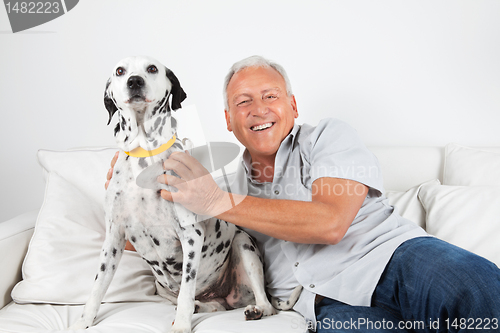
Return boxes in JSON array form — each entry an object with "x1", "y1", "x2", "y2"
[
  {"x1": 169, "y1": 324, "x2": 192, "y2": 333},
  {"x1": 68, "y1": 318, "x2": 91, "y2": 330},
  {"x1": 244, "y1": 303, "x2": 276, "y2": 320}
]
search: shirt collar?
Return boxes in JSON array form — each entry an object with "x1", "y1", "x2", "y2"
[{"x1": 241, "y1": 123, "x2": 301, "y2": 181}]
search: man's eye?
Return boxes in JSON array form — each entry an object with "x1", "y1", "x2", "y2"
[
  {"x1": 237, "y1": 100, "x2": 250, "y2": 106},
  {"x1": 265, "y1": 94, "x2": 277, "y2": 100}
]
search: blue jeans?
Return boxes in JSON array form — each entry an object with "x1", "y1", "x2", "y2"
[{"x1": 315, "y1": 237, "x2": 500, "y2": 332}]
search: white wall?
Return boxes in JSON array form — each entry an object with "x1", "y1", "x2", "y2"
[{"x1": 1, "y1": 0, "x2": 499, "y2": 222}]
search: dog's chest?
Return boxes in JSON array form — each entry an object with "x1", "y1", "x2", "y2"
[{"x1": 106, "y1": 152, "x2": 177, "y2": 227}]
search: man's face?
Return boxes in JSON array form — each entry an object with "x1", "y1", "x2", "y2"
[{"x1": 225, "y1": 66, "x2": 298, "y2": 161}]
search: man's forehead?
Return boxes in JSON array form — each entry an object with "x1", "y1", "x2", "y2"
[{"x1": 228, "y1": 66, "x2": 286, "y2": 93}]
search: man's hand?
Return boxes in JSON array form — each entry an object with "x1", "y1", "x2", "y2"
[
  {"x1": 105, "y1": 151, "x2": 119, "y2": 190},
  {"x1": 158, "y1": 151, "x2": 232, "y2": 217}
]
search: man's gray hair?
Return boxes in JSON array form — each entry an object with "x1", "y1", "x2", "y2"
[{"x1": 223, "y1": 55, "x2": 293, "y2": 110}]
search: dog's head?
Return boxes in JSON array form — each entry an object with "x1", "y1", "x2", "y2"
[
  {"x1": 104, "y1": 56, "x2": 187, "y2": 150},
  {"x1": 104, "y1": 56, "x2": 186, "y2": 124}
]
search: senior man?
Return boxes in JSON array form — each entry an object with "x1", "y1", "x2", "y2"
[{"x1": 109, "y1": 56, "x2": 500, "y2": 332}]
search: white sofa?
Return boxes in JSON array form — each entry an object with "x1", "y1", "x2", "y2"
[{"x1": 1, "y1": 143, "x2": 500, "y2": 333}]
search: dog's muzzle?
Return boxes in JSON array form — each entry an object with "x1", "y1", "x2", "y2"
[{"x1": 127, "y1": 75, "x2": 146, "y2": 101}]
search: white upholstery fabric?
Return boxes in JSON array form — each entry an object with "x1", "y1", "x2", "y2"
[
  {"x1": 419, "y1": 183, "x2": 500, "y2": 267},
  {"x1": 0, "y1": 300, "x2": 306, "y2": 333},
  {"x1": 386, "y1": 179, "x2": 440, "y2": 229},
  {"x1": 368, "y1": 146, "x2": 444, "y2": 192},
  {"x1": 443, "y1": 143, "x2": 500, "y2": 186}
]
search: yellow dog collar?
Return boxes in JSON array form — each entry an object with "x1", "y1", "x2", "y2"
[{"x1": 124, "y1": 135, "x2": 177, "y2": 158}]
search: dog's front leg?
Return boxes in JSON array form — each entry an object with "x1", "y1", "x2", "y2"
[
  {"x1": 170, "y1": 223, "x2": 204, "y2": 333},
  {"x1": 69, "y1": 221, "x2": 126, "y2": 330}
]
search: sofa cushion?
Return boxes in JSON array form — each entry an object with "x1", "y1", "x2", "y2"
[
  {"x1": 386, "y1": 179, "x2": 440, "y2": 229},
  {"x1": 443, "y1": 143, "x2": 500, "y2": 186},
  {"x1": 12, "y1": 148, "x2": 157, "y2": 304},
  {"x1": 418, "y1": 183, "x2": 500, "y2": 267},
  {"x1": 0, "y1": 301, "x2": 306, "y2": 332}
]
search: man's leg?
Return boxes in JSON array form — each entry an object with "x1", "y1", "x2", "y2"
[
  {"x1": 372, "y1": 236, "x2": 500, "y2": 332},
  {"x1": 316, "y1": 237, "x2": 500, "y2": 332},
  {"x1": 315, "y1": 297, "x2": 410, "y2": 332}
]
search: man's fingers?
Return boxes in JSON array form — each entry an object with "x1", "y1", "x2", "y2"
[
  {"x1": 111, "y1": 151, "x2": 119, "y2": 167},
  {"x1": 157, "y1": 174, "x2": 184, "y2": 186},
  {"x1": 162, "y1": 158, "x2": 192, "y2": 180},
  {"x1": 160, "y1": 189, "x2": 179, "y2": 203},
  {"x1": 168, "y1": 151, "x2": 209, "y2": 176}
]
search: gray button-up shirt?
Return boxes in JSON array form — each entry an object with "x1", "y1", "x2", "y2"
[{"x1": 216, "y1": 118, "x2": 428, "y2": 325}]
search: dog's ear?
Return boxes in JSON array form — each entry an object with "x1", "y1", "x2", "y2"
[
  {"x1": 165, "y1": 67, "x2": 187, "y2": 111},
  {"x1": 104, "y1": 79, "x2": 118, "y2": 125}
]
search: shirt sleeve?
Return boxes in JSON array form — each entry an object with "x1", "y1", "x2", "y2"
[{"x1": 299, "y1": 118, "x2": 385, "y2": 195}]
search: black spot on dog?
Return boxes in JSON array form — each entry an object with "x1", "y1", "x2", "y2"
[
  {"x1": 171, "y1": 117, "x2": 177, "y2": 129},
  {"x1": 154, "y1": 117, "x2": 161, "y2": 130},
  {"x1": 188, "y1": 251, "x2": 195, "y2": 260},
  {"x1": 242, "y1": 244, "x2": 255, "y2": 252},
  {"x1": 190, "y1": 269, "x2": 196, "y2": 280},
  {"x1": 112, "y1": 265, "x2": 116, "y2": 270},
  {"x1": 166, "y1": 257, "x2": 176, "y2": 265},
  {"x1": 139, "y1": 158, "x2": 148, "y2": 168},
  {"x1": 186, "y1": 262, "x2": 191, "y2": 274},
  {"x1": 224, "y1": 240, "x2": 231, "y2": 248},
  {"x1": 153, "y1": 238, "x2": 160, "y2": 246},
  {"x1": 131, "y1": 236, "x2": 136, "y2": 243},
  {"x1": 216, "y1": 231, "x2": 222, "y2": 239},
  {"x1": 173, "y1": 263, "x2": 183, "y2": 271},
  {"x1": 202, "y1": 245, "x2": 208, "y2": 252},
  {"x1": 100, "y1": 264, "x2": 106, "y2": 271},
  {"x1": 120, "y1": 116, "x2": 126, "y2": 131},
  {"x1": 186, "y1": 275, "x2": 191, "y2": 283},
  {"x1": 112, "y1": 248, "x2": 117, "y2": 257},
  {"x1": 172, "y1": 142, "x2": 183, "y2": 150},
  {"x1": 114, "y1": 123, "x2": 120, "y2": 136},
  {"x1": 95, "y1": 274, "x2": 98, "y2": 280},
  {"x1": 188, "y1": 238, "x2": 194, "y2": 246},
  {"x1": 156, "y1": 269, "x2": 164, "y2": 276},
  {"x1": 215, "y1": 220, "x2": 221, "y2": 232},
  {"x1": 195, "y1": 229, "x2": 202, "y2": 236},
  {"x1": 147, "y1": 260, "x2": 159, "y2": 266},
  {"x1": 216, "y1": 242, "x2": 224, "y2": 254}
]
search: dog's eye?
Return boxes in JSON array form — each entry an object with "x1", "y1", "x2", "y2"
[
  {"x1": 116, "y1": 67, "x2": 126, "y2": 76},
  {"x1": 147, "y1": 65, "x2": 158, "y2": 74}
]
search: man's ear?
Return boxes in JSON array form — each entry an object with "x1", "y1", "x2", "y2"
[
  {"x1": 165, "y1": 67, "x2": 187, "y2": 111},
  {"x1": 291, "y1": 95, "x2": 298, "y2": 119},
  {"x1": 104, "y1": 79, "x2": 118, "y2": 125},
  {"x1": 225, "y1": 110, "x2": 233, "y2": 132}
]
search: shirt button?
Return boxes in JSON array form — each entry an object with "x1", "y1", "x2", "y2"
[
  {"x1": 274, "y1": 190, "x2": 280, "y2": 195},
  {"x1": 294, "y1": 262, "x2": 299, "y2": 267},
  {"x1": 309, "y1": 284, "x2": 315, "y2": 289}
]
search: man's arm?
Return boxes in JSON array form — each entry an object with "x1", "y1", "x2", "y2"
[{"x1": 159, "y1": 152, "x2": 368, "y2": 245}]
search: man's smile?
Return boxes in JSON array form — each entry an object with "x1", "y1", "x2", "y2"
[{"x1": 250, "y1": 122, "x2": 275, "y2": 132}]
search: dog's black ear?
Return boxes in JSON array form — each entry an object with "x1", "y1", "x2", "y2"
[
  {"x1": 165, "y1": 67, "x2": 187, "y2": 111},
  {"x1": 104, "y1": 79, "x2": 118, "y2": 125}
]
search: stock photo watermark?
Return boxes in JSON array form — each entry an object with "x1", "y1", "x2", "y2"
[{"x1": 3, "y1": 0, "x2": 79, "y2": 33}]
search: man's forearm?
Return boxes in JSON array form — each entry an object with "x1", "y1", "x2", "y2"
[{"x1": 215, "y1": 193, "x2": 347, "y2": 245}]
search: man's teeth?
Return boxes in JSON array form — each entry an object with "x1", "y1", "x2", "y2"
[{"x1": 251, "y1": 123, "x2": 273, "y2": 131}]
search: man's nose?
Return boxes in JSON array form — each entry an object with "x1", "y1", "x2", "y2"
[{"x1": 251, "y1": 99, "x2": 269, "y2": 117}]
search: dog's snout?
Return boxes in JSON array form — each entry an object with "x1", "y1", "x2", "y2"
[{"x1": 127, "y1": 76, "x2": 145, "y2": 90}]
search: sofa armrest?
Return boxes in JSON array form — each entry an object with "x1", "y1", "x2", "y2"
[{"x1": 0, "y1": 210, "x2": 38, "y2": 309}]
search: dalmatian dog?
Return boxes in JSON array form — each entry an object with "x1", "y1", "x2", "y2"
[{"x1": 69, "y1": 56, "x2": 301, "y2": 333}]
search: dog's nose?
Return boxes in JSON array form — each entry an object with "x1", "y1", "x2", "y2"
[{"x1": 127, "y1": 76, "x2": 145, "y2": 90}]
